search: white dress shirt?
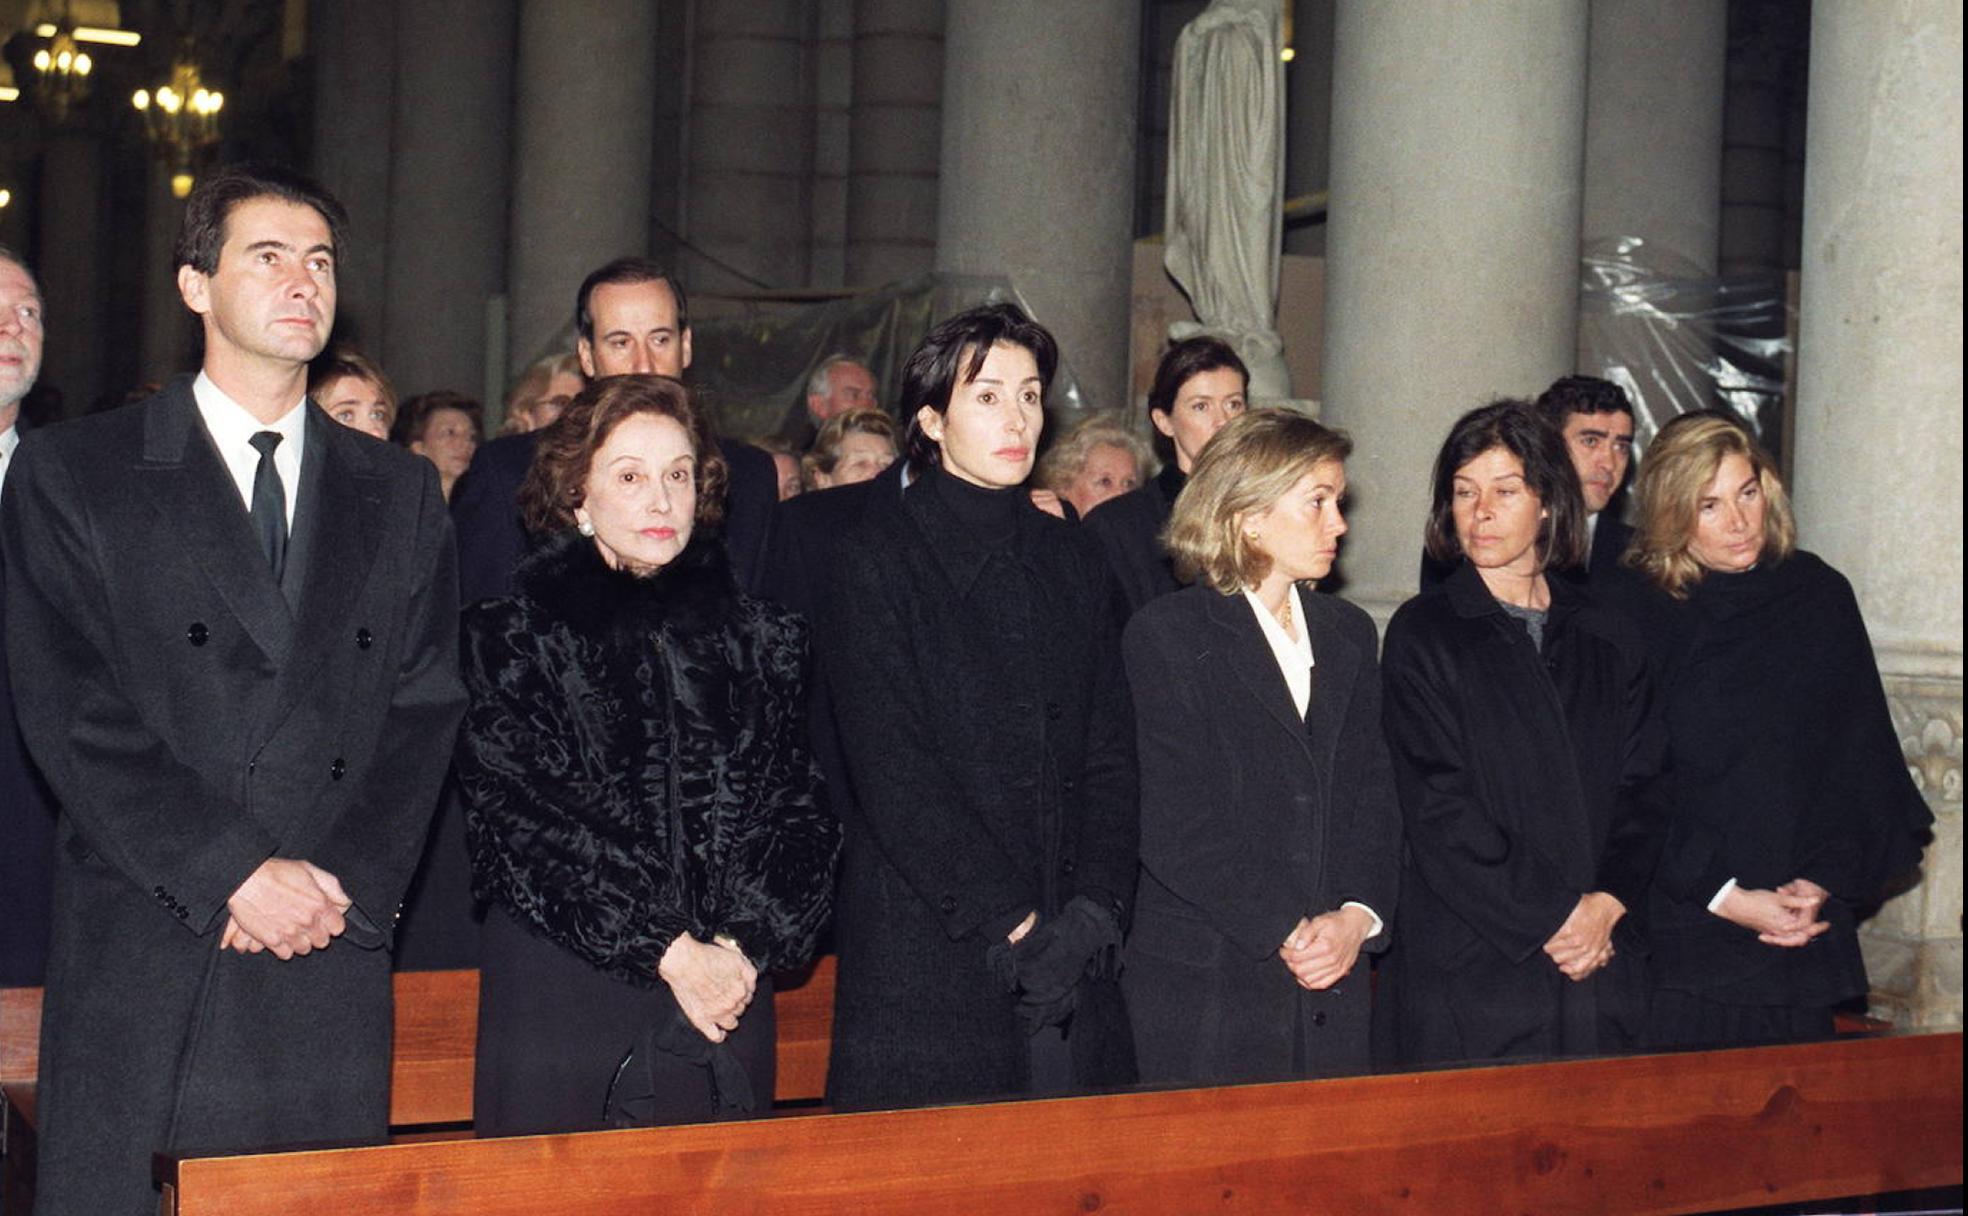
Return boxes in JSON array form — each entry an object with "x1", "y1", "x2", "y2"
[
  {"x1": 194, "y1": 371, "x2": 305, "y2": 529},
  {"x1": 1239, "y1": 584, "x2": 1383, "y2": 939},
  {"x1": 0, "y1": 422, "x2": 19, "y2": 502}
]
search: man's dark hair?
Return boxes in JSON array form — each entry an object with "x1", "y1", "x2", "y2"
[
  {"x1": 575, "y1": 258, "x2": 690, "y2": 343},
  {"x1": 174, "y1": 162, "x2": 349, "y2": 275},
  {"x1": 1534, "y1": 374, "x2": 1633, "y2": 427},
  {"x1": 1147, "y1": 335, "x2": 1248, "y2": 419},
  {"x1": 901, "y1": 303, "x2": 1059, "y2": 474},
  {"x1": 1423, "y1": 398, "x2": 1588, "y2": 572}
]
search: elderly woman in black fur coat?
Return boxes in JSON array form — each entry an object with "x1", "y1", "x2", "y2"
[
  {"x1": 455, "y1": 375, "x2": 837, "y2": 1136},
  {"x1": 819, "y1": 305, "x2": 1140, "y2": 1111}
]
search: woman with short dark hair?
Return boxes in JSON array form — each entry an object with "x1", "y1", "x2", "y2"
[
  {"x1": 1084, "y1": 336, "x2": 1248, "y2": 617},
  {"x1": 1123, "y1": 409, "x2": 1399, "y2": 1083},
  {"x1": 1380, "y1": 399, "x2": 1666, "y2": 1066},
  {"x1": 820, "y1": 303, "x2": 1139, "y2": 1110},
  {"x1": 1619, "y1": 411, "x2": 1930, "y2": 1049},
  {"x1": 455, "y1": 374, "x2": 837, "y2": 1135}
]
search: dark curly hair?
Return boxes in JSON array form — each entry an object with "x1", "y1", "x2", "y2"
[{"x1": 519, "y1": 375, "x2": 728, "y2": 535}]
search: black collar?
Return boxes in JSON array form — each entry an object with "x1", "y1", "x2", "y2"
[{"x1": 515, "y1": 526, "x2": 737, "y2": 639}]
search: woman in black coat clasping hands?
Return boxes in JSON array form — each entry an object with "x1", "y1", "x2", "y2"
[
  {"x1": 1379, "y1": 400, "x2": 1667, "y2": 1067},
  {"x1": 1122, "y1": 409, "x2": 1400, "y2": 1084}
]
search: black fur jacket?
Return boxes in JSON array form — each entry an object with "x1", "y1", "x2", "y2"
[{"x1": 455, "y1": 528, "x2": 838, "y2": 982}]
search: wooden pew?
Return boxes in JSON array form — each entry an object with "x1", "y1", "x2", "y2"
[
  {"x1": 2, "y1": 959, "x2": 835, "y2": 1212},
  {"x1": 155, "y1": 1031, "x2": 1963, "y2": 1216},
  {"x1": 2, "y1": 956, "x2": 834, "y2": 1133}
]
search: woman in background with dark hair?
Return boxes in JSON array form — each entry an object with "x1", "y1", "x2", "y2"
[
  {"x1": 1123, "y1": 409, "x2": 1399, "y2": 1084},
  {"x1": 455, "y1": 374, "x2": 837, "y2": 1135},
  {"x1": 397, "y1": 389, "x2": 482, "y2": 501},
  {"x1": 1620, "y1": 411, "x2": 1929, "y2": 1049},
  {"x1": 1380, "y1": 400, "x2": 1666, "y2": 1066},
  {"x1": 1084, "y1": 336, "x2": 1248, "y2": 616},
  {"x1": 820, "y1": 303, "x2": 1139, "y2": 1111}
]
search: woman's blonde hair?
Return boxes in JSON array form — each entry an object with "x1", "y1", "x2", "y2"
[
  {"x1": 501, "y1": 350, "x2": 583, "y2": 436},
  {"x1": 1626, "y1": 410, "x2": 1795, "y2": 598},
  {"x1": 1166, "y1": 408, "x2": 1352, "y2": 594}
]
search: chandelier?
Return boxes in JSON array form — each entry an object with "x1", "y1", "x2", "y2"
[
  {"x1": 132, "y1": 57, "x2": 224, "y2": 199},
  {"x1": 30, "y1": 19, "x2": 94, "y2": 123}
]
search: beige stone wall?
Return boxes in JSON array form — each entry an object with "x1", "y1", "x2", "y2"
[{"x1": 1863, "y1": 657, "x2": 1963, "y2": 1028}]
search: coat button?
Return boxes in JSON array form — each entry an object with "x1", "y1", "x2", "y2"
[
  {"x1": 1062, "y1": 859, "x2": 1077, "y2": 875},
  {"x1": 1062, "y1": 778, "x2": 1077, "y2": 794},
  {"x1": 153, "y1": 885, "x2": 167, "y2": 899},
  {"x1": 938, "y1": 895, "x2": 958, "y2": 914},
  {"x1": 186, "y1": 622, "x2": 209, "y2": 647},
  {"x1": 330, "y1": 757, "x2": 347, "y2": 780},
  {"x1": 355, "y1": 627, "x2": 373, "y2": 650},
  {"x1": 1312, "y1": 1010, "x2": 1328, "y2": 1027},
  {"x1": 176, "y1": 907, "x2": 189, "y2": 920}
]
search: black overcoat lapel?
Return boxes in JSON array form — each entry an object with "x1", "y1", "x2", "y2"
[
  {"x1": 265, "y1": 408, "x2": 387, "y2": 736},
  {"x1": 1301, "y1": 593, "x2": 1363, "y2": 809},
  {"x1": 1207, "y1": 588, "x2": 1313, "y2": 760},
  {"x1": 135, "y1": 381, "x2": 295, "y2": 666}
]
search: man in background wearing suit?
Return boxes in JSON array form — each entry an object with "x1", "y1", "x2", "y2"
[
  {"x1": 2, "y1": 163, "x2": 465, "y2": 1215},
  {"x1": 400, "y1": 259, "x2": 779, "y2": 971},
  {"x1": 0, "y1": 244, "x2": 57, "y2": 987}
]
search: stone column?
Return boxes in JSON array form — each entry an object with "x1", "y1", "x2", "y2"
[
  {"x1": 845, "y1": 0, "x2": 943, "y2": 287},
  {"x1": 1282, "y1": 0, "x2": 1335, "y2": 256},
  {"x1": 1576, "y1": 0, "x2": 1726, "y2": 412},
  {"x1": 1320, "y1": 1, "x2": 1589, "y2": 615},
  {"x1": 138, "y1": 162, "x2": 197, "y2": 383},
  {"x1": 308, "y1": 0, "x2": 395, "y2": 355},
  {"x1": 682, "y1": 0, "x2": 815, "y2": 293},
  {"x1": 35, "y1": 133, "x2": 103, "y2": 418},
  {"x1": 936, "y1": 0, "x2": 1139, "y2": 411},
  {"x1": 1793, "y1": 2, "x2": 1963, "y2": 1029},
  {"x1": 508, "y1": 0, "x2": 658, "y2": 371},
  {"x1": 1581, "y1": 0, "x2": 1725, "y2": 269},
  {"x1": 383, "y1": 0, "x2": 515, "y2": 400}
]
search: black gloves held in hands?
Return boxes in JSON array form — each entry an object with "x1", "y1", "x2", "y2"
[{"x1": 986, "y1": 895, "x2": 1124, "y2": 1035}]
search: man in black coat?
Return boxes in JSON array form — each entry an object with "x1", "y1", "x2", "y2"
[
  {"x1": 1421, "y1": 375, "x2": 1639, "y2": 590},
  {"x1": 0, "y1": 245, "x2": 57, "y2": 987},
  {"x1": 1, "y1": 164, "x2": 466, "y2": 1215},
  {"x1": 397, "y1": 258, "x2": 776, "y2": 970}
]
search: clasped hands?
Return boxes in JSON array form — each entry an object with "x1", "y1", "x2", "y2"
[
  {"x1": 1543, "y1": 891, "x2": 1625, "y2": 982},
  {"x1": 1278, "y1": 906, "x2": 1375, "y2": 991},
  {"x1": 1715, "y1": 877, "x2": 1832, "y2": 947},
  {"x1": 659, "y1": 934, "x2": 758, "y2": 1043},
  {"x1": 220, "y1": 857, "x2": 353, "y2": 959}
]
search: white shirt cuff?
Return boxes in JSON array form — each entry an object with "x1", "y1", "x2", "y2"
[
  {"x1": 1341, "y1": 901, "x2": 1384, "y2": 938},
  {"x1": 1706, "y1": 878, "x2": 1739, "y2": 913}
]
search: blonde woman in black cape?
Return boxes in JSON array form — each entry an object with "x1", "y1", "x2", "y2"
[
  {"x1": 1616, "y1": 412, "x2": 1931, "y2": 1048},
  {"x1": 1121, "y1": 409, "x2": 1400, "y2": 1083}
]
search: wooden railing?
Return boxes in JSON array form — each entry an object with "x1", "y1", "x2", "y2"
[
  {"x1": 154, "y1": 1031, "x2": 1961, "y2": 1216},
  {"x1": 8, "y1": 972, "x2": 1962, "y2": 1216}
]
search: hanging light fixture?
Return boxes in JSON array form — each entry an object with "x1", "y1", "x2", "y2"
[
  {"x1": 30, "y1": 16, "x2": 95, "y2": 123},
  {"x1": 132, "y1": 53, "x2": 224, "y2": 199}
]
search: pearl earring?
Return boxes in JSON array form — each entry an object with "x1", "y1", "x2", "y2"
[{"x1": 577, "y1": 518, "x2": 596, "y2": 537}]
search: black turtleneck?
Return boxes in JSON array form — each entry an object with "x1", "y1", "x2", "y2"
[
  {"x1": 1153, "y1": 461, "x2": 1187, "y2": 511},
  {"x1": 928, "y1": 465, "x2": 1024, "y2": 550}
]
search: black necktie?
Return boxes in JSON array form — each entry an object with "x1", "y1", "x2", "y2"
[{"x1": 248, "y1": 430, "x2": 288, "y2": 583}]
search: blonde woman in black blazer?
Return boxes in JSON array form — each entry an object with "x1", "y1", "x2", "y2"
[{"x1": 1121, "y1": 409, "x2": 1400, "y2": 1084}]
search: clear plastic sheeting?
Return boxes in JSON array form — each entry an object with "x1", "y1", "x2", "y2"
[
  {"x1": 516, "y1": 273, "x2": 1089, "y2": 444},
  {"x1": 1577, "y1": 237, "x2": 1795, "y2": 464}
]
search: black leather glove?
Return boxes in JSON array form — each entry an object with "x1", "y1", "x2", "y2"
[{"x1": 998, "y1": 896, "x2": 1123, "y2": 1034}]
